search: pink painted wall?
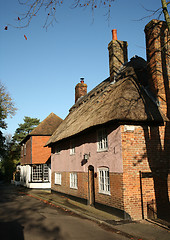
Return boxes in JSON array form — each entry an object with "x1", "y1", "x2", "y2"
[{"x1": 51, "y1": 125, "x2": 123, "y2": 173}]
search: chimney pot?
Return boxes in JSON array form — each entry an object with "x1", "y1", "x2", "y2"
[
  {"x1": 80, "y1": 77, "x2": 84, "y2": 84},
  {"x1": 112, "y1": 29, "x2": 117, "y2": 40}
]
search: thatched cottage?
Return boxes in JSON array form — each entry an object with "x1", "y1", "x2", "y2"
[
  {"x1": 46, "y1": 20, "x2": 170, "y2": 220},
  {"x1": 20, "y1": 113, "x2": 63, "y2": 189}
]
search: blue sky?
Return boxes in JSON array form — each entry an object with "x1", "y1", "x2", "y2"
[{"x1": 0, "y1": 0, "x2": 164, "y2": 136}]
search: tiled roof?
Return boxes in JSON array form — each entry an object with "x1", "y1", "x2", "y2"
[
  {"x1": 30, "y1": 112, "x2": 63, "y2": 136},
  {"x1": 21, "y1": 113, "x2": 63, "y2": 144}
]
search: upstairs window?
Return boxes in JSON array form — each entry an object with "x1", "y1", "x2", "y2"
[
  {"x1": 98, "y1": 167, "x2": 110, "y2": 194},
  {"x1": 21, "y1": 145, "x2": 24, "y2": 157},
  {"x1": 70, "y1": 140, "x2": 75, "y2": 155},
  {"x1": 97, "y1": 128, "x2": 108, "y2": 151},
  {"x1": 70, "y1": 172, "x2": 78, "y2": 189},
  {"x1": 24, "y1": 144, "x2": 26, "y2": 156}
]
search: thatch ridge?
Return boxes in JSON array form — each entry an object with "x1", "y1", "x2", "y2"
[{"x1": 46, "y1": 58, "x2": 168, "y2": 146}]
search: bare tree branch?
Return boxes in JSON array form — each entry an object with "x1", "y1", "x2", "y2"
[{"x1": 6, "y1": 0, "x2": 170, "y2": 31}]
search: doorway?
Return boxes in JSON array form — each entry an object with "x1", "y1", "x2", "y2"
[{"x1": 88, "y1": 165, "x2": 95, "y2": 206}]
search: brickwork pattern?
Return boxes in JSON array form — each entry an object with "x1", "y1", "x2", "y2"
[
  {"x1": 32, "y1": 136, "x2": 51, "y2": 164},
  {"x1": 121, "y1": 125, "x2": 170, "y2": 220},
  {"x1": 21, "y1": 136, "x2": 51, "y2": 165},
  {"x1": 145, "y1": 19, "x2": 170, "y2": 117},
  {"x1": 21, "y1": 138, "x2": 32, "y2": 165},
  {"x1": 51, "y1": 171, "x2": 124, "y2": 212}
]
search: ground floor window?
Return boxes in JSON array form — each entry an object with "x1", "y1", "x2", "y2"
[
  {"x1": 31, "y1": 164, "x2": 49, "y2": 182},
  {"x1": 70, "y1": 172, "x2": 78, "y2": 189},
  {"x1": 98, "y1": 168, "x2": 110, "y2": 194},
  {"x1": 55, "y1": 172, "x2": 62, "y2": 185}
]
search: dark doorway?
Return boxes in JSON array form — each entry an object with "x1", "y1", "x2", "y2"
[{"x1": 88, "y1": 165, "x2": 95, "y2": 206}]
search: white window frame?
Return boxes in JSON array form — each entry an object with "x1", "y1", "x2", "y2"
[
  {"x1": 55, "y1": 172, "x2": 62, "y2": 185},
  {"x1": 21, "y1": 145, "x2": 24, "y2": 157},
  {"x1": 70, "y1": 172, "x2": 78, "y2": 189},
  {"x1": 98, "y1": 167, "x2": 110, "y2": 195},
  {"x1": 24, "y1": 144, "x2": 26, "y2": 156},
  {"x1": 32, "y1": 164, "x2": 49, "y2": 182},
  {"x1": 70, "y1": 140, "x2": 75, "y2": 155},
  {"x1": 97, "y1": 128, "x2": 108, "y2": 152}
]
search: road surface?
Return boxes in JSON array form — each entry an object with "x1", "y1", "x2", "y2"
[{"x1": 0, "y1": 183, "x2": 128, "y2": 240}]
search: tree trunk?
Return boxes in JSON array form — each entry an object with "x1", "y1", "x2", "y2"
[{"x1": 161, "y1": 0, "x2": 170, "y2": 32}]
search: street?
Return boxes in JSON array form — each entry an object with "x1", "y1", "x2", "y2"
[{"x1": 0, "y1": 183, "x2": 128, "y2": 240}]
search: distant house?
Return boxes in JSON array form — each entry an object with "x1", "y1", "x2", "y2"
[
  {"x1": 46, "y1": 20, "x2": 170, "y2": 220},
  {"x1": 20, "y1": 113, "x2": 63, "y2": 189}
]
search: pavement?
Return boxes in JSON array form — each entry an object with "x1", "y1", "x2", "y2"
[{"x1": 17, "y1": 187, "x2": 170, "y2": 240}]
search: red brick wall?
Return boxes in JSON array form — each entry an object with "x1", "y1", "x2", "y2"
[
  {"x1": 121, "y1": 124, "x2": 170, "y2": 220},
  {"x1": 21, "y1": 137, "x2": 32, "y2": 165},
  {"x1": 32, "y1": 136, "x2": 51, "y2": 164},
  {"x1": 52, "y1": 172, "x2": 88, "y2": 199},
  {"x1": 95, "y1": 172, "x2": 124, "y2": 211},
  {"x1": 51, "y1": 171, "x2": 124, "y2": 213}
]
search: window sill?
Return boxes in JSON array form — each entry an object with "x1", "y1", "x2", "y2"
[
  {"x1": 70, "y1": 187, "x2": 78, "y2": 190},
  {"x1": 54, "y1": 183, "x2": 61, "y2": 185},
  {"x1": 97, "y1": 149, "x2": 108, "y2": 153},
  {"x1": 29, "y1": 181, "x2": 50, "y2": 183},
  {"x1": 99, "y1": 191, "x2": 111, "y2": 196}
]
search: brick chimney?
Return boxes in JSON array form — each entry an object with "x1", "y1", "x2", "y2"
[
  {"x1": 75, "y1": 78, "x2": 87, "y2": 103},
  {"x1": 108, "y1": 29, "x2": 128, "y2": 82},
  {"x1": 145, "y1": 20, "x2": 170, "y2": 116}
]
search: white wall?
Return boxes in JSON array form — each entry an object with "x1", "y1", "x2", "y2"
[{"x1": 20, "y1": 164, "x2": 51, "y2": 189}]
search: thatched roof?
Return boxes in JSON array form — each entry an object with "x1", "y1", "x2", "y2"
[
  {"x1": 46, "y1": 57, "x2": 168, "y2": 146},
  {"x1": 21, "y1": 113, "x2": 63, "y2": 144}
]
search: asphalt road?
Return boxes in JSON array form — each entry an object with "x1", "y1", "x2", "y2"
[{"x1": 0, "y1": 183, "x2": 128, "y2": 240}]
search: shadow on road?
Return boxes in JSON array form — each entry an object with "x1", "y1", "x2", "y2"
[
  {"x1": 0, "y1": 221, "x2": 24, "y2": 240},
  {"x1": 0, "y1": 183, "x2": 64, "y2": 240}
]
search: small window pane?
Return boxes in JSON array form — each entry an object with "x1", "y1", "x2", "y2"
[
  {"x1": 55, "y1": 173, "x2": 61, "y2": 185},
  {"x1": 97, "y1": 129, "x2": 108, "y2": 151},
  {"x1": 32, "y1": 164, "x2": 49, "y2": 182},
  {"x1": 70, "y1": 173, "x2": 77, "y2": 189},
  {"x1": 70, "y1": 140, "x2": 75, "y2": 155},
  {"x1": 98, "y1": 168, "x2": 110, "y2": 194}
]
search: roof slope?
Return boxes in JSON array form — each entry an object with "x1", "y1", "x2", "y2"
[
  {"x1": 21, "y1": 113, "x2": 63, "y2": 144},
  {"x1": 46, "y1": 57, "x2": 168, "y2": 146},
  {"x1": 30, "y1": 112, "x2": 63, "y2": 135}
]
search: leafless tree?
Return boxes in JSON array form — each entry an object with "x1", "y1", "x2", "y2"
[{"x1": 8, "y1": 0, "x2": 169, "y2": 31}]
